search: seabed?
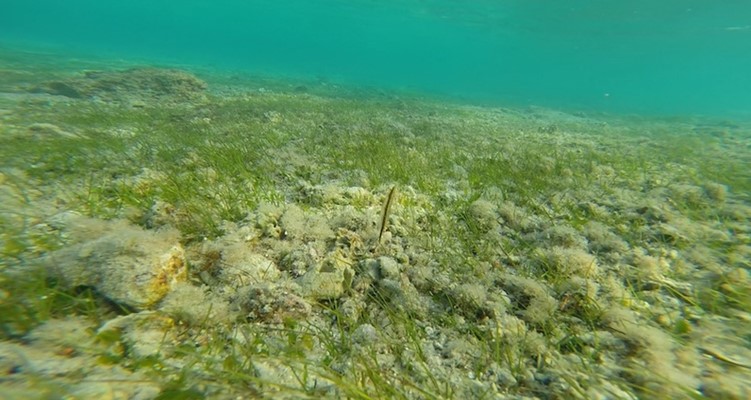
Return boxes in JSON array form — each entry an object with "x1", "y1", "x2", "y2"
[{"x1": 1, "y1": 46, "x2": 750, "y2": 400}]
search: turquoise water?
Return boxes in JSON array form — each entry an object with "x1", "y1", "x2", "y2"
[{"x1": 2, "y1": 0, "x2": 751, "y2": 117}]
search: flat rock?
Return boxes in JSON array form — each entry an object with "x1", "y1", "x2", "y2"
[{"x1": 31, "y1": 67, "x2": 207, "y2": 104}]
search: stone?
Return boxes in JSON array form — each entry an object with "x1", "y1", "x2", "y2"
[
  {"x1": 32, "y1": 67, "x2": 207, "y2": 104},
  {"x1": 45, "y1": 213, "x2": 187, "y2": 309}
]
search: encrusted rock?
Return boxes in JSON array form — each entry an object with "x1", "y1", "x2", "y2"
[
  {"x1": 297, "y1": 249, "x2": 354, "y2": 300},
  {"x1": 45, "y1": 213, "x2": 187, "y2": 309},
  {"x1": 299, "y1": 270, "x2": 348, "y2": 300},
  {"x1": 234, "y1": 283, "x2": 311, "y2": 323}
]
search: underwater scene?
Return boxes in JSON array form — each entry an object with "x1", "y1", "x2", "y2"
[{"x1": 1, "y1": 1, "x2": 750, "y2": 399}]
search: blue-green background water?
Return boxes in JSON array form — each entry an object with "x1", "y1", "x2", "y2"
[{"x1": 2, "y1": 0, "x2": 750, "y2": 117}]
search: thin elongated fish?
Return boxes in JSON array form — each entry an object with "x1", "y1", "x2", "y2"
[{"x1": 377, "y1": 185, "x2": 397, "y2": 245}]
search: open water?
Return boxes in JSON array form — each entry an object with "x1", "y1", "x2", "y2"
[{"x1": 2, "y1": 0, "x2": 751, "y2": 117}]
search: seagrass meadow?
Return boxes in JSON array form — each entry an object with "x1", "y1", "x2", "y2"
[{"x1": 1, "y1": 46, "x2": 750, "y2": 400}]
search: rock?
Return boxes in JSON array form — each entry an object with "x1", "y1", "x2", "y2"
[
  {"x1": 218, "y1": 246, "x2": 281, "y2": 287},
  {"x1": 468, "y1": 199, "x2": 499, "y2": 232},
  {"x1": 234, "y1": 283, "x2": 311, "y2": 323},
  {"x1": 97, "y1": 311, "x2": 177, "y2": 360},
  {"x1": 297, "y1": 249, "x2": 354, "y2": 301},
  {"x1": 45, "y1": 214, "x2": 187, "y2": 309},
  {"x1": 352, "y1": 324, "x2": 379, "y2": 346},
  {"x1": 537, "y1": 246, "x2": 600, "y2": 277},
  {"x1": 42, "y1": 80, "x2": 85, "y2": 98},
  {"x1": 299, "y1": 270, "x2": 347, "y2": 300},
  {"x1": 32, "y1": 68, "x2": 207, "y2": 104},
  {"x1": 279, "y1": 204, "x2": 334, "y2": 242},
  {"x1": 27, "y1": 122, "x2": 78, "y2": 138},
  {"x1": 159, "y1": 283, "x2": 234, "y2": 325},
  {"x1": 378, "y1": 256, "x2": 401, "y2": 280},
  {"x1": 0, "y1": 317, "x2": 160, "y2": 400}
]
